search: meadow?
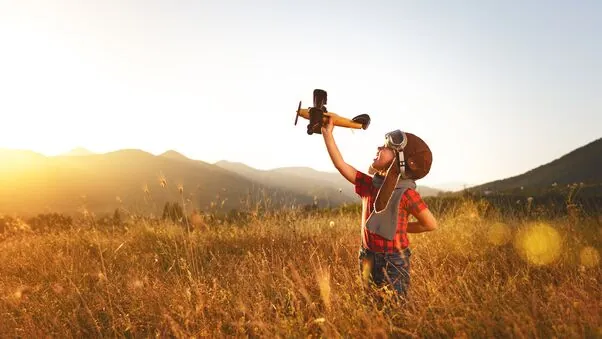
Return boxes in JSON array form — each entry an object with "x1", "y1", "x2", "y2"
[{"x1": 0, "y1": 196, "x2": 600, "y2": 338}]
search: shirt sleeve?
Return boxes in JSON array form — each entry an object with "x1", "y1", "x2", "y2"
[
  {"x1": 354, "y1": 171, "x2": 373, "y2": 197},
  {"x1": 404, "y1": 189, "x2": 428, "y2": 217}
]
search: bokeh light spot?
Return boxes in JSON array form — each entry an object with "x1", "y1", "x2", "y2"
[
  {"x1": 515, "y1": 223, "x2": 562, "y2": 266},
  {"x1": 579, "y1": 246, "x2": 600, "y2": 268}
]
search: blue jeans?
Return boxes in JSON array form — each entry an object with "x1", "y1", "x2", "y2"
[{"x1": 358, "y1": 247, "x2": 411, "y2": 297}]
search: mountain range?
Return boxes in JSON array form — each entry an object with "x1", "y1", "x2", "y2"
[
  {"x1": 2, "y1": 137, "x2": 600, "y2": 216},
  {"x1": 468, "y1": 137, "x2": 602, "y2": 196},
  {"x1": 0, "y1": 148, "x2": 440, "y2": 217}
]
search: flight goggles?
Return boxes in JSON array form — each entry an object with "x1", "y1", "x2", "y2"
[{"x1": 384, "y1": 129, "x2": 408, "y2": 151}]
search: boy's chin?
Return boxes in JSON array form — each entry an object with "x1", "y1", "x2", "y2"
[{"x1": 368, "y1": 164, "x2": 384, "y2": 175}]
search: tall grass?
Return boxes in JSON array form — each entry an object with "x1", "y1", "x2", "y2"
[{"x1": 0, "y1": 198, "x2": 600, "y2": 337}]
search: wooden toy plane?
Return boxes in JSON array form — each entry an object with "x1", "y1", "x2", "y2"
[{"x1": 294, "y1": 89, "x2": 371, "y2": 135}]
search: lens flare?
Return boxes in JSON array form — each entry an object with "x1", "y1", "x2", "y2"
[
  {"x1": 579, "y1": 246, "x2": 600, "y2": 268},
  {"x1": 487, "y1": 222, "x2": 512, "y2": 246},
  {"x1": 514, "y1": 223, "x2": 562, "y2": 266}
]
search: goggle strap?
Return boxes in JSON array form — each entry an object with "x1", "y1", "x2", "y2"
[{"x1": 398, "y1": 151, "x2": 407, "y2": 179}]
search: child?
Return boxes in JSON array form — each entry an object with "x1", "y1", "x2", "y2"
[{"x1": 321, "y1": 118, "x2": 438, "y2": 298}]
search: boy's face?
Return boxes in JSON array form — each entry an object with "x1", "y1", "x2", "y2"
[{"x1": 371, "y1": 144, "x2": 395, "y2": 172}]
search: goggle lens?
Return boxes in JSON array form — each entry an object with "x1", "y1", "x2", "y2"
[{"x1": 385, "y1": 130, "x2": 406, "y2": 150}]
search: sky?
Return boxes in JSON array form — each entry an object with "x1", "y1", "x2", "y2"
[{"x1": 0, "y1": 0, "x2": 600, "y2": 189}]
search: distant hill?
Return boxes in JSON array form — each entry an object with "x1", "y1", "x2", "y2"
[
  {"x1": 0, "y1": 148, "x2": 46, "y2": 167},
  {"x1": 215, "y1": 161, "x2": 442, "y2": 200},
  {"x1": 469, "y1": 137, "x2": 602, "y2": 196},
  {"x1": 430, "y1": 181, "x2": 472, "y2": 193},
  {"x1": 0, "y1": 149, "x2": 322, "y2": 217},
  {"x1": 215, "y1": 161, "x2": 356, "y2": 205},
  {"x1": 0, "y1": 147, "x2": 445, "y2": 217},
  {"x1": 61, "y1": 147, "x2": 95, "y2": 156},
  {"x1": 271, "y1": 166, "x2": 442, "y2": 198},
  {"x1": 159, "y1": 150, "x2": 190, "y2": 162},
  {"x1": 415, "y1": 186, "x2": 443, "y2": 197}
]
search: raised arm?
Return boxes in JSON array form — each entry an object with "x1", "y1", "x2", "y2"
[{"x1": 322, "y1": 118, "x2": 358, "y2": 184}]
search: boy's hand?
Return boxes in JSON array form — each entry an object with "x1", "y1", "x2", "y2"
[{"x1": 321, "y1": 116, "x2": 334, "y2": 135}]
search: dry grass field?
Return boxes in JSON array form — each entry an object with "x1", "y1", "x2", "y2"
[{"x1": 0, "y1": 198, "x2": 600, "y2": 338}]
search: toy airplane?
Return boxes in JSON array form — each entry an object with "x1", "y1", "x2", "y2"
[{"x1": 294, "y1": 89, "x2": 371, "y2": 135}]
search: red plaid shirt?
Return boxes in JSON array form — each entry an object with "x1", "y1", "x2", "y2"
[{"x1": 355, "y1": 171, "x2": 427, "y2": 253}]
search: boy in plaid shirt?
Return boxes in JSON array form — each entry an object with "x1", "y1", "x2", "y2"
[{"x1": 321, "y1": 118, "x2": 438, "y2": 298}]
